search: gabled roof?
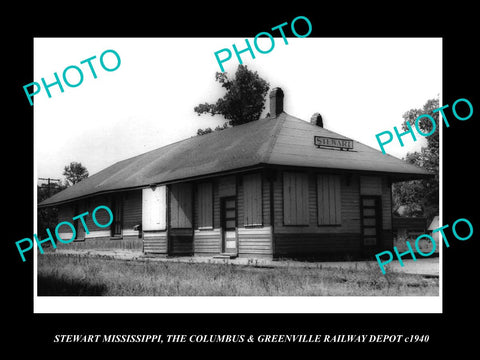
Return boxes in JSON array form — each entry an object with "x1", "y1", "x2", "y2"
[{"x1": 39, "y1": 111, "x2": 431, "y2": 207}]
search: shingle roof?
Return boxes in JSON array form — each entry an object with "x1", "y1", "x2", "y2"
[{"x1": 39, "y1": 111, "x2": 431, "y2": 207}]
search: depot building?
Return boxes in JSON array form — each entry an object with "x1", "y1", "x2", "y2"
[{"x1": 39, "y1": 88, "x2": 430, "y2": 259}]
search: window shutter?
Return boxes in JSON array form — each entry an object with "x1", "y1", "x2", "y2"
[
  {"x1": 197, "y1": 182, "x2": 213, "y2": 228},
  {"x1": 142, "y1": 186, "x2": 167, "y2": 231},
  {"x1": 317, "y1": 175, "x2": 341, "y2": 225},
  {"x1": 283, "y1": 172, "x2": 309, "y2": 225},
  {"x1": 170, "y1": 183, "x2": 192, "y2": 228},
  {"x1": 243, "y1": 173, "x2": 262, "y2": 226}
]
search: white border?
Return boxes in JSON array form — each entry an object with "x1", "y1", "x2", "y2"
[
  {"x1": 33, "y1": 37, "x2": 442, "y2": 314},
  {"x1": 34, "y1": 296, "x2": 441, "y2": 314}
]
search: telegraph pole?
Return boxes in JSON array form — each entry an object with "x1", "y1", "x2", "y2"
[{"x1": 38, "y1": 177, "x2": 61, "y2": 197}]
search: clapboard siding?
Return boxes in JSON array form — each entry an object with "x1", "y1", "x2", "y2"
[
  {"x1": 83, "y1": 195, "x2": 111, "y2": 233},
  {"x1": 274, "y1": 171, "x2": 361, "y2": 234},
  {"x1": 57, "y1": 197, "x2": 108, "y2": 241},
  {"x1": 194, "y1": 229, "x2": 221, "y2": 254},
  {"x1": 238, "y1": 227, "x2": 272, "y2": 256},
  {"x1": 170, "y1": 228, "x2": 193, "y2": 255},
  {"x1": 72, "y1": 191, "x2": 141, "y2": 240},
  {"x1": 237, "y1": 177, "x2": 245, "y2": 227},
  {"x1": 57, "y1": 204, "x2": 75, "y2": 241},
  {"x1": 143, "y1": 231, "x2": 168, "y2": 254},
  {"x1": 218, "y1": 175, "x2": 236, "y2": 197},
  {"x1": 274, "y1": 233, "x2": 361, "y2": 259},
  {"x1": 360, "y1": 176, "x2": 382, "y2": 196},
  {"x1": 74, "y1": 199, "x2": 87, "y2": 239},
  {"x1": 262, "y1": 177, "x2": 271, "y2": 226},
  {"x1": 213, "y1": 181, "x2": 220, "y2": 229},
  {"x1": 57, "y1": 203, "x2": 74, "y2": 223}
]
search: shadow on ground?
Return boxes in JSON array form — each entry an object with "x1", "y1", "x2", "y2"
[{"x1": 37, "y1": 274, "x2": 107, "y2": 296}]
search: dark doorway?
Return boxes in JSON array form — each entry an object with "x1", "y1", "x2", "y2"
[
  {"x1": 111, "y1": 196, "x2": 123, "y2": 237},
  {"x1": 360, "y1": 196, "x2": 382, "y2": 254}
]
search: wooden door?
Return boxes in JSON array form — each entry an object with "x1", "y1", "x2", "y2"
[
  {"x1": 111, "y1": 196, "x2": 123, "y2": 237},
  {"x1": 221, "y1": 197, "x2": 237, "y2": 254},
  {"x1": 361, "y1": 196, "x2": 381, "y2": 251}
]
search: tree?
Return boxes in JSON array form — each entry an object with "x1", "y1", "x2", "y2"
[
  {"x1": 196, "y1": 122, "x2": 229, "y2": 136},
  {"x1": 194, "y1": 65, "x2": 270, "y2": 134},
  {"x1": 392, "y1": 98, "x2": 439, "y2": 222},
  {"x1": 63, "y1": 161, "x2": 89, "y2": 186},
  {"x1": 37, "y1": 180, "x2": 67, "y2": 240}
]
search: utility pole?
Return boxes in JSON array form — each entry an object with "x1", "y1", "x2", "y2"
[{"x1": 38, "y1": 177, "x2": 61, "y2": 197}]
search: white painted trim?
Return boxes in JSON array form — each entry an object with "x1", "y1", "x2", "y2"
[
  {"x1": 238, "y1": 226, "x2": 272, "y2": 235},
  {"x1": 143, "y1": 231, "x2": 167, "y2": 238},
  {"x1": 57, "y1": 232, "x2": 74, "y2": 241},
  {"x1": 122, "y1": 229, "x2": 139, "y2": 236},
  {"x1": 85, "y1": 230, "x2": 111, "y2": 238},
  {"x1": 194, "y1": 229, "x2": 221, "y2": 236}
]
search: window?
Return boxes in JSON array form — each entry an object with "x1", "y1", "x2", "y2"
[
  {"x1": 317, "y1": 175, "x2": 341, "y2": 225},
  {"x1": 170, "y1": 183, "x2": 192, "y2": 228},
  {"x1": 243, "y1": 173, "x2": 262, "y2": 226},
  {"x1": 283, "y1": 172, "x2": 309, "y2": 225},
  {"x1": 197, "y1": 182, "x2": 213, "y2": 229}
]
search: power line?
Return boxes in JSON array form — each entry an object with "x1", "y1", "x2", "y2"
[{"x1": 38, "y1": 177, "x2": 61, "y2": 197}]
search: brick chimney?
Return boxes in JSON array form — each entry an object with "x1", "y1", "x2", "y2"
[
  {"x1": 269, "y1": 87, "x2": 284, "y2": 117},
  {"x1": 310, "y1": 112, "x2": 323, "y2": 128}
]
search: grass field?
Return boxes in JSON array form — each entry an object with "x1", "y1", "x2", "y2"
[{"x1": 37, "y1": 253, "x2": 438, "y2": 296}]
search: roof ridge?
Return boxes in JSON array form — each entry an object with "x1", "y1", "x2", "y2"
[{"x1": 260, "y1": 112, "x2": 287, "y2": 164}]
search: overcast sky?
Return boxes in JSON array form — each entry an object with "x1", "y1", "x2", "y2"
[{"x1": 34, "y1": 37, "x2": 442, "y2": 184}]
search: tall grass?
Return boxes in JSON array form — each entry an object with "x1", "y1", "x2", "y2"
[{"x1": 37, "y1": 254, "x2": 438, "y2": 296}]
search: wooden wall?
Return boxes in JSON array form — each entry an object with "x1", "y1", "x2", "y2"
[
  {"x1": 193, "y1": 179, "x2": 219, "y2": 255},
  {"x1": 122, "y1": 190, "x2": 142, "y2": 240},
  {"x1": 272, "y1": 170, "x2": 392, "y2": 258},
  {"x1": 54, "y1": 190, "x2": 143, "y2": 251},
  {"x1": 143, "y1": 231, "x2": 168, "y2": 254},
  {"x1": 359, "y1": 175, "x2": 392, "y2": 231},
  {"x1": 83, "y1": 194, "x2": 112, "y2": 240},
  {"x1": 169, "y1": 183, "x2": 194, "y2": 255},
  {"x1": 273, "y1": 171, "x2": 361, "y2": 235},
  {"x1": 236, "y1": 172, "x2": 273, "y2": 257},
  {"x1": 52, "y1": 170, "x2": 394, "y2": 259},
  {"x1": 359, "y1": 175, "x2": 393, "y2": 249},
  {"x1": 192, "y1": 174, "x2": 274, "y2": 257},
  {"x1": 194, "y1": 229, "x2": 221, "y2": 255},
  {"x1": 237, "y1": 227, "x2": 272, "y2": 258}
]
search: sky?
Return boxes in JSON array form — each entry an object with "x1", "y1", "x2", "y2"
[{"x1": 34, "y1": 37, "x2": 442, "y2": 184}]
